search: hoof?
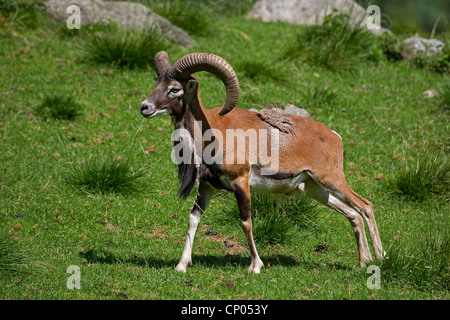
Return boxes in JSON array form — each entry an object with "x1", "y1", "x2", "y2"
[
  {"x1": 358, "y1": 258, "x2": 372, "y2": 268},
  {"x1": 175, "y1": 264, "x2": 187, "y2": 273},
  {"x1": 247, "y1": 259, "x2": 264, "y2": 274}
]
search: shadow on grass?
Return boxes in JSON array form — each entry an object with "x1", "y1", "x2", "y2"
[{"x1": 80, "y1": 248, "x2": 351, "y2": 271}]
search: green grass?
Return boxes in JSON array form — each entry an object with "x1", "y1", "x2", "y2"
[
  {"x1": 145, "y1": 0, "x2": 214, "y2": 37},
  {"x1": 378, "y1": 32, "x2": 404, "y2": 62},
  {"x1": 67, "y1": 155, "x2": 146, "y2": 195},
  {"x1": 143, "y1": 0, "x2": 257, "y2": 18},
  {"x1": 436, "y1": 79, "x2": 450, "y2": 111},
  {"x1": 34, "y1": 94, "x2": 83, "y2": 121},
  {"x1": 0, "y1": 0, "x2": 40, "y2": 29},
  {"x1": 299, "y1": 84, "x2": 339, "y2": 111},
  {"x1": 285, "y1": 13, "x2": 381, "y2": 72},
  {"x1": 388, "y1": 154, "x2": 449, "y2": 202},
  {"x1": 219, "y1": 193, "x2": 322, "y2": 245},
  {"x1": 237, "y1": 60, "x2": 285, "y2": 82},
  {"x1": 0, "y1": 2, "x2": 449, "y2": 300},
  {"x1": 377, "y1": 223, "x2": 449, "y2": 291},
  {"x1": 0, "y1": 228, "x2": 35, "y2": 276},
  {"x1": 83, "y1": 23, "x2": 168, "y2": 69}
]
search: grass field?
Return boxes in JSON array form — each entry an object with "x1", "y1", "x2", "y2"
[{"x1": 0, "y1": 1, "x2": 448, "y2": 300}]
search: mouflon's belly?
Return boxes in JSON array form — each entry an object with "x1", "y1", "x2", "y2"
[{"x1": 249, "y1": 167, "x2": 307, "y2": 194}]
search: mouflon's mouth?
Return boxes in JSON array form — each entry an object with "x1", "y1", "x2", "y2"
[
  {"x1": 141, "y1": 110, "x2": 156, "y2": 118},
  {"x1": 141, "y1": 108, "x2": 170, "y2": 118}
]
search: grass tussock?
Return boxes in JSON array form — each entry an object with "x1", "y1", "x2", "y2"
[
  {"x1": 285, "y1": 11, "x2": 449, "y2": 74},
  {"x1": 238, "y1": 60, "x2": 284, "y2": 82},
  {"x1": 379, "y1": 226, "x2": 449, "y2": 291},
  {"x1": 378, "y1": 33, "x2": 404, "y2": 62},
  {"x1": 146, "y1": 0, "x2": 213, "y2": 37},
  {"x1": 300, "y1": 84, "x2": 338, "y2": 110},
  {"x1": 68, "y1": 156, "x2": 146, "y2": 195},
  {"x1": 84, "y1": 23, "x2": 167, "y2": 69},
  {"x1": 199, "y1": 0, "x2": 257, "y2": 17},
  {"x1": 145, "y1": 0, "x2": 256, "y2": 19},
  {"x1": 34, "y1": 94, "x2": 83, "y2": 121},
  {"x1": 222, "y1": 193, "x2": 322, "y2": 245},
  {"x1": 0, "y1": 0, "x2": 40, "y2": 29},
  {"x1": 0, "y1": 229, "x2": 34, "y2": 276},
  {"x1": 388, "y1": 154, "x2": 449, "y2": 202},
  {"x1": 285, "y1": 13, "x2": 379, "y2": 72},
  {"x1": 253, "y1": 193, "x2": 322, "y2": 245}
]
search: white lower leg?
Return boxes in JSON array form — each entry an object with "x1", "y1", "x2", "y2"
[
  {"x1": 175, "y1": 184, "x2": 213, "y2": 272},
  {"x1": 242, "y1": 220, "x2": 264, "y2": 274},
  {"x1": 300, "y1": 179, "x2": 372, "y2": 266},
  {"x1": 349, "y1": 216, "x2": 372, "y2": 266},
  {"x1": 175, "y1": 212, "x2": 201, "y2": 272},
  {"x1": 327, "y1": 195, "x2": 372, "y2": 265},
  {"x1": 361, "y1": 214, "x2": 385, "y2": 259}
]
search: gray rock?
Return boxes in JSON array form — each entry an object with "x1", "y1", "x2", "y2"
[
  {"x1": 402, "y1": 36, "x2": 445, "y2": 60},
  {"x1": 283, "y1": 104, "x2": 310, "y2": 118},
  {"x1": 44, "y1": 0, "x2": 193, "y2": 47},
  {"x1": 248, "y1": 0, "x2": 365, "y2": 25},
  {"x1": 249, "y1": 104, "x2": 310, "y2": 118},
  {"x1": 247, "y1": 0, "x2": 389, "y2": 34}
]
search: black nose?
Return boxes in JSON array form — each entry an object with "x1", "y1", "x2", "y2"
[{"x1": 140, "y1": 103, "x2": 149, "y2": 112}]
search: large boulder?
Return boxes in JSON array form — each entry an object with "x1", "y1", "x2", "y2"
[
  {"x1": 247, "y1": 0, "x2": 387, "y2": 34},
  {"x1": 44, "y1": 0, "x2": 193, "y2": 46}
]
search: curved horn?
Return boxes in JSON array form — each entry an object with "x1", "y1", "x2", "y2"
[
  {"x1": 154, "y1": 51, "x2": 171, "y2": 77},
  {"x1": 170, "y1": 53, "x2": 239, "y2": 116}
]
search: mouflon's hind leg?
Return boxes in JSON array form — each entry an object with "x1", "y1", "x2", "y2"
[
  {"x1": 319, "y1": 175, "x2": 384, "y2": 259},
  {"x1": 347, "y1": 188, "x2": 384, "y2": 259},
  {"x1": 299, "y1": 177, "x2": 374, "y2": 267},
  {"x1": 175, "y1": 182, "x2": 214, "y2": 272}
]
